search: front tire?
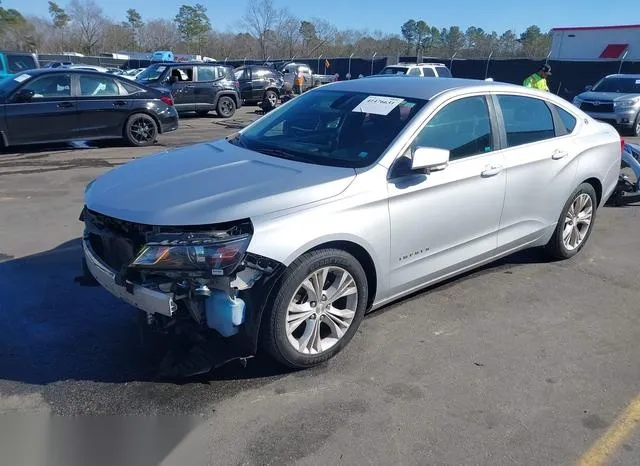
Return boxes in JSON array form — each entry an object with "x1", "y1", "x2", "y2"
[
  {"x1": 124, "y1": 113, "x2": 158, "y2": 147},
  {"x1": 262, "y1": 249, "x2": 368, "y2": 369},
  {"x1": 546, "y1": 183, "x2": 597, "y2": 259},
  {"x1": 216, "y1": 96, "x2": 236, "y2": 118}
]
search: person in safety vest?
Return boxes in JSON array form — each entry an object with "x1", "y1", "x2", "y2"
[{"x1": 523, "y1": 64, "x2": 551, "y2": 91}]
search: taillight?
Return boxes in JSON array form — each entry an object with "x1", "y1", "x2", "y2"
[
  {"x1": 161, "y1": 95, "x2": 174, "y2": 106},
  {"x1": 621, "y1": 138, "x2": 625, "y2": 154}
]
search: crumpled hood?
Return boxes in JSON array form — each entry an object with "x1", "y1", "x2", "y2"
[
  {"x1": 85, "y1": 140, "x2": 356, "y2": 225},
  {"x1": 578, "y1": 91, "x2": 640, "y2": 102}
]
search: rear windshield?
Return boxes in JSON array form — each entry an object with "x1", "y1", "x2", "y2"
[
  {"x1": 380, "y1": 67, "x2": 408, "y2": 75},
  {"x1": 6, "y1": 54, "x2": 37, "y2": 73},
  {"x1": 592, "y1": 77, "x2": 640, "y2": 93}
]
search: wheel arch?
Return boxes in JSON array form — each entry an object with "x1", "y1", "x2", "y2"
[
  {"x1": 214, "y1": 91, "x2": 240, "y2": 107},
  {"x1": 582, "y1": 176, "x2": 603, "y2": 206}
]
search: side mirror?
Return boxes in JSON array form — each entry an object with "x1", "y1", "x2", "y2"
[
  {"x1": 411, "y1": 147, "x2": 450, "y2": 172},
  {"x1": 14, "y1": 89, "x2": 35, "y2": 102},
  {"x1": 584, "y1": 85, "x2": 593, "y2": 91}
]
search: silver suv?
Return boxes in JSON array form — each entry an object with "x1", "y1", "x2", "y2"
[
  {"x1": 82, "y1": 77, "x2": 620, "y2": 372},
  {"x1": 573, "y1": 74, "x2": 640, "y2": 136},
  {"x1": 379, "y1": 62, "x2": 452, "y2": 78}
]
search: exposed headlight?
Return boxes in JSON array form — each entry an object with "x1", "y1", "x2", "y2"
[
  {"x1": 131, "y1": 234, "x2": 251, "y2": 275},
  {"x1": 614, "y1": 98, "x2": 640, "y2": 109}
]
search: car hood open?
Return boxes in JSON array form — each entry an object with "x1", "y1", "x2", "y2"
[{"x1": 85, "y1": 140, "x2": 356, "y2": 225}]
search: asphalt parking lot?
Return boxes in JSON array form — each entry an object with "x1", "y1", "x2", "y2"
[{"x1": 1, "y1": 107, "x2": 639, "y2": 465}]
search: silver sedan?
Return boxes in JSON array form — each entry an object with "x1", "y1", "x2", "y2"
[{"x1": 82, "y1": 77, "x2": 622, "y2": 371}]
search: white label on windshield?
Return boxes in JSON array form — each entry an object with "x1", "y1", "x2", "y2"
[
  {"x1": 14, "y1": 74, "x2": 30, "y2": 82},
  {"x1": 353, "y1": 95, "x2": 404, "y2": 115},
  {"x1": 157, "y1": 66, "x2": 166, "y2": 72}
]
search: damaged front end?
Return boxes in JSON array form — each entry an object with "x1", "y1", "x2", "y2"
[{"x1": 79, "y1": 207, "x2": 284, "y2": 377}]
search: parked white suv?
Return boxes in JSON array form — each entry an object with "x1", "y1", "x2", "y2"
[{"x1": 379, "y1": 62, "x2": 452, "y2": 78}]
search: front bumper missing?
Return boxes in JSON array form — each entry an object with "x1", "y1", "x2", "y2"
[{"x1": 83, "y1": 238, "x2": 177, "y2": 317}]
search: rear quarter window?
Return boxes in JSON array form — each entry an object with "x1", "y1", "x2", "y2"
[
  {"x1": 121, "y1": 80, "x2": 145, "y2": 95},
  {"x1": 555, "y1": 106, "x2": 577, "y2": 133},
  {"x1": 435, "y1": 67, "x2": 451, "y2": 77}
]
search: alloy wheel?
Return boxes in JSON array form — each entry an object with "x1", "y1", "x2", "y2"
[
  {"x1": 285, "y1": 266, "x2": 358, "y2": 355},
  {"x1": 562, "y1": 193, "x2": 593, "y2": 251},
  {"x1": 129, "y1": 118, "x2": 155, "y2": 144}
]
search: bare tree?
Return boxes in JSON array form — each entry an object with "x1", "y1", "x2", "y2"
[
  {"x1": 68, "y1": 0, "x2": 106, "y2": 54},
  {"x1": 138, "y1": 19, "x2": 179, "y2": 52},
  {"x1": 277, "y1": 10, "x2": 301, "y2": 59},
  {"x1": 242, "y1": 0, "x2": 281, "y2": 59}
]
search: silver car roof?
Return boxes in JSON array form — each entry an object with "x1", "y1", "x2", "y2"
[{"x1": 322, "y1": 76, "x2": 520, "y2": 100}]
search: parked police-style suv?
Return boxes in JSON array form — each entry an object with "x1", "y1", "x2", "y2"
[
  {"x1": 573, "y1": 74, "x2": 640, "y2": 136},
  {"x1": 136, "y1": 62, "x2": 241, "y2": 118}
]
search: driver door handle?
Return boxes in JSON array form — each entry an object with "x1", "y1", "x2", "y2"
[
  {"x1": 57, "y1": 102, "x2": 74, "y2": 108},
  {"x1": 481, "y1": 165, "x2": 503, "y2": 177},
  {"x1": 552, "y1": 149, "x2": 568, "y2": 160}
]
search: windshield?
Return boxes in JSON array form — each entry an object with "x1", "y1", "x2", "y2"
[
  {"x1": 592, "y1": 77, "x2": 640, "y2": 93},
  {"x1": 229, "y1": 89, "x2": 427, "y2": 168},
  {"x1": 136, "y1": 65, "x2": 167, "y2": 82},
  {"x1": 380, "y1": 67, "x2": 408, "y2": 75}
]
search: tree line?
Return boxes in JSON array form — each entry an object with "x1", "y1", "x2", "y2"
[{"x1": 0, "y1": 0, "x2": 552, "y2": 59}]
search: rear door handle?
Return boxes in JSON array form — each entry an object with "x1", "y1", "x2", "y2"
[
  {"x1": 185, "y1": 85, "x2": 195, "y2": 89},
  {"x1": 57, "y1": 102, "x2": 73, "y2": 108},
  {"x1": 481, "y1": 165, "x2": 503, "y2": 177},
  {"x1": 552, "y1": 149, "x2": 568, "y2": 160},
  {"x1": 113, "y1": 100, "x2": 127, "y2": 106}
]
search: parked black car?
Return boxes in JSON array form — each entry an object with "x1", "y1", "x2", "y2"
[
  {"x1": 136, "y1": 62, "x2": 242, "y2": 118},
  {"x1": 0, "y1": 68, "x2": 178, "y2": 148},
  {"x1": 234, "y1": 65, "x2": 284, "y2": 106}
]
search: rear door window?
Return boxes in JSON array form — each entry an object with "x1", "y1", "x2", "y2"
[
  {"x1": 498, "y1": 95, "x2": 555, "y2": 147},
  {"x1": 422, "y1": 68, "x2": 436, "y2": 77},
  {"x1": 79, "y1": 75, "x2": 121, "y2": 97},
  {"x1": 197, "y1": 65, "x2": 217, "y2": 82}
]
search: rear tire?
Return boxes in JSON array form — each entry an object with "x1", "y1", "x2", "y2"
[
  {"x1": 264, "y1": 89, "x2": 278, "y2": 107},
  {"x1": 262, "y1": 249, "x2": 368, "y2": 369},
  {"x1": 124, "y1": 113, "x2": 157, "y2": 147},
  {"x1": 545, "y1": 183, "x2": 597, "y2": 260},
  {"x1": 216, "y1": 96, "x2": 236, "y2": 118}
]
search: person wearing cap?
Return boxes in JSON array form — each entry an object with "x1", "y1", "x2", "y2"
[{"x1": 523, "y1": 64, "x2": 551, "y2": 91}]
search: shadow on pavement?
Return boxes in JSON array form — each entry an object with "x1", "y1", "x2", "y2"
[{"x1": 0, "y1": 238, "x2": 290, "y2": 386}]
